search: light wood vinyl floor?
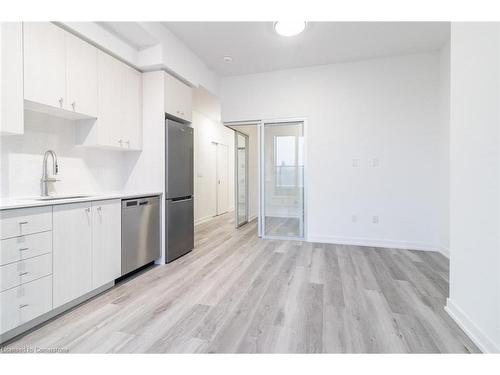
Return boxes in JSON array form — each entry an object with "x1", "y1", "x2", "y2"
[{"x1": 5, "y1": 214, "x2": 479, "y2": 353}]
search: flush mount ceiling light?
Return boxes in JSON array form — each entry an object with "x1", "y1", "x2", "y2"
[
  {"x1": 274, "y1": 21, "x2": 307, "y2": 37},
  {"x1": 223, "y1": 55, "x2": 233, "y2": 63}
]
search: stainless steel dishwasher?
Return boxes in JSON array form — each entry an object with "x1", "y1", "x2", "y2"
[{"x1": 121, "y1": 196, "x2": 161, "y2": 276}]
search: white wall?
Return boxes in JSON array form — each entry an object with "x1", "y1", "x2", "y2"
[
  {"x1": 0, "y1": 110, "x2": 126, "y2": 198},
  {"x1": 192, "y1": 87, "x2": 234, "y2": 225},
  {"x1": 446, "y1": 22, "x2": 500, "y2": 353},
  {"x1": 221, "y1": 51, "x2": 449, "y2": 251},
  {"x1": 438, "y1": 41, "x2": 451, "y2": 255}
]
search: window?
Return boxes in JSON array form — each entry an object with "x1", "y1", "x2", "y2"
[{"x1": 274, "y1": 135, "x2": 304, "y2": 190}]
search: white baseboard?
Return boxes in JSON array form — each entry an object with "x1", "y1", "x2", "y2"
[
  {"x1": 438, "y1": 245, "x2": 450, "y2": 258},
  {"x1": 445, "y1": 298, "x2": 500, "y2": 353},
  {"x1": 306, "y1": 235, "x2": 440, "y2": 252},
  {"x1": 194, "y1": 215, "x2": 217, "y2": 226}
]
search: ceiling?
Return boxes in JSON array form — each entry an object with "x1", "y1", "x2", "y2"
[{"x1": 163, "y1": 22, "x2": 450, "y2": 76}]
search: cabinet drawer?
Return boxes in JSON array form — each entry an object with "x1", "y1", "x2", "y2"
[
  {"x1": 0, "y1": 275, "x2": 52, "y2": 335},
  {"x1": 0, "y1": 231, "x2": 52, "y2": 266},
  {"x1": 0, "y1": 253, "x2": 52, "y2": 292},
  {"x1": 1, "y1": 206, "x2": 52, "y2": 240}
]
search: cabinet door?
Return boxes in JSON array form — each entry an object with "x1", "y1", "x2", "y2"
[
  {"x1": 96, "y1": 51, "x2": 122, "y2": 148},
  {"x1": 164, "y1": 72, "x2": 192, "y2": 122},
  {"x1": 53, "y1": 202, "x2": 92, "y2": 308},
  {"x1": 23, "y1": 22, "x2": 66, "y2": 109},
  {"x1": 91, "y1": 200, "x2": 121, "y2": 289},
  {"x1": 65, "y1": 32, "x2": 98, "y2": 117},
  {"x1": 179, "y1": 81, "x2": 192, "y2": 123},
  {"x1": 121, "y1": 66, "x2": 142, "y2": 150},
  {"x1": 0, "y1": 22, "x2": 24, "y2": 135}
]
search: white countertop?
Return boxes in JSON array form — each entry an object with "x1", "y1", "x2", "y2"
[{"x1": 0, "y1": 191, "x2": 163, "y2": 210}]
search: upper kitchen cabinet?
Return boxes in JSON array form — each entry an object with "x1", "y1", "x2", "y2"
[
  {"x1": 76, "y1": 51, "x2": 142, "y2": 150},
  {"x1": 65, "y1": 32, "x2": 98, "y2": 118},
  {"x1": 23, "y1": 22, "x2": 98, "y2": 119},
  {"x1": 164, "y1": 72, "x2": 192, "y2": 123},
  {"x1": 0, "y1": 22, "x2": 24, "y2": 135},
  {"x1": 121, "y1": 66, "x2": 143, "y2": 150}
]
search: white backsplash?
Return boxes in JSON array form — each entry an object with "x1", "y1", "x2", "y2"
[{"x1": 0, "y1": 111, "x2": 128, "y2": 198}]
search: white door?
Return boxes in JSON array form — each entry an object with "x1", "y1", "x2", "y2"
[
  {"x1": 91, "y1": 200, "x2": 121, "y2": 289},
  {"x1": 53, "y1": 202, "x2": 92, "y2": 308},
  {"x1": 23, "y1": 22, "x2": 66, "y2": 109},
  {"x1": 65, "y1": 32, "x2": 98, "y2": 117},
  {"x1": 216, "y1": 143, "x2": 229, "y2": 215}
]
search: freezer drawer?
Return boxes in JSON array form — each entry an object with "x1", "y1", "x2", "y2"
[
  {"x1": 121, "y1": 196, "x2": 160, "y2": 275},
  {"x1": 166, "y1": 197, "x2": 194, "y2": 263}
]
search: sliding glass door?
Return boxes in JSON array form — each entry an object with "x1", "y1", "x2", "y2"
[
  {"x1": 235, "y1": 131, "x2": 249, "y2": 227},
  {"x1": 261, "y1": 121, "x2": 304, "y2": 239}
]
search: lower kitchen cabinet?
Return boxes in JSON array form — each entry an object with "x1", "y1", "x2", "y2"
[
  {"x1": 91, "y1": 200, "x2": 121, "y2": 289},
  {"x1": 0, "y1": 275, "x2": 52, "y2": 335},
  {"x1": 53, "y1": 202, "x2": 92, "y2": 308}
]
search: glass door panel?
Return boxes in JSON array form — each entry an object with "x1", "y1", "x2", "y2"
[
  {"x1": 235, "y1": 132, "x2": 249, "y2": 227},
  {"x1": 262, "y1": 121, "x2": 304, "y2": 238}
]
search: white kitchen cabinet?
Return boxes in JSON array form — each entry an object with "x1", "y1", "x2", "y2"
[
  {"x1": 91, "y1": 200, "x2": 121, "y2": 289},
  {"x1": 76, "y1": 50, "x2": 142, "y2": 150},
  {"x1": 0, "y1": 275, "x2": 52, "y2": 335},
  {"x1": 121, "y1": 66, "x2": 143, "y2": 150},
  {"x1": 164, "y1": 72, "x2": 192, "y2": 123},
  {"x1": 0, "y1": 22, "x2": 24, "y2": 135},
  {"x1": 23, "y1": 22, "x2": 66, "y2": 110},
  {"x1": 23, "y1": 22, "x2": 98, "y2": 120},
  {"x1": 65, "y1": 32, "x2": 98, "y2": 118},
  {"x1": 0, "y1": 205, "x2": 52, "y2": 240},
  {"x1": 53, "y1": 202, "x2": 92, "y2": 308}
]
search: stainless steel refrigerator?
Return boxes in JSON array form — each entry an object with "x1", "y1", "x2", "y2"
[{"x1": 165, "y1": 118, "x2": 194, "y2": 263}]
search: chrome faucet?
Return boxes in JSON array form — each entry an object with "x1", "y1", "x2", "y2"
[{"x1": 41, "y1": 150, "x2": 59, "y2": 197}]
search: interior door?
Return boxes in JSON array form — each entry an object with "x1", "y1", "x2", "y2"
[
  {"x1": 235, "y1": 132, "x2": 249, "y2": 227},
  {"x1": 216, "y1": 143, "x2": 229, "y2": 215},
  {"x1": 262, "y1": 121, "x2": 305, "y2": 239}
]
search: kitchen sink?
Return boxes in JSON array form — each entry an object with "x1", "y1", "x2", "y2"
[{"x1": 31, "y1": 194, "x2": 92, "y2": 201}]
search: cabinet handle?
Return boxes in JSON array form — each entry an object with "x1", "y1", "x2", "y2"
[
  {"x1": 125, "y1": 140, "x2": 130, "y2": 148},
  {"x1": 19, "y1": 221, "x2": 28, "y2": 225},
  {"x1": 118, "y1": 139, "x2": 123, "y2": 146},
  {"x1": 19, "y1": 272, "x2": 28, "y2": 276},
  {"x1": 72, "y1": 101, "x2": 76, "y2": 111},
  {"x1": 59, "y1": 98, "x2": 64, "y2": 108},
  {"x1": 85, "y1": 207, "x2": 91, "y2": 213},
  {"x1": 19, "y1": 304, "x2": 29, "y2": 309},
  {"x1": 19, "y1": 247, "x2": 29, "y2": 252}
]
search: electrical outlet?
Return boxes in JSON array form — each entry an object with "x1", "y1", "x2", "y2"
[
  {"x1": 372, "y1": 215, "x2": 379, "y2": 224},
  {"x1": 352, "y1": 214, "x2": 357, "y2": 223},
  {"x1": 372, "y1": 158, "x2": 379, "y2": 167},
  {"x1": 352, "y1": 159, "x2": 359, "y2": 167}
]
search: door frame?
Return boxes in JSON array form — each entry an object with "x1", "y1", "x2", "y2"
[
  {"x1": 259, "y1": 117, "x2": 307, "y2": 241},
  {"x1": 234, "y1": 130, "x2": 250, "y2": 228}
]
